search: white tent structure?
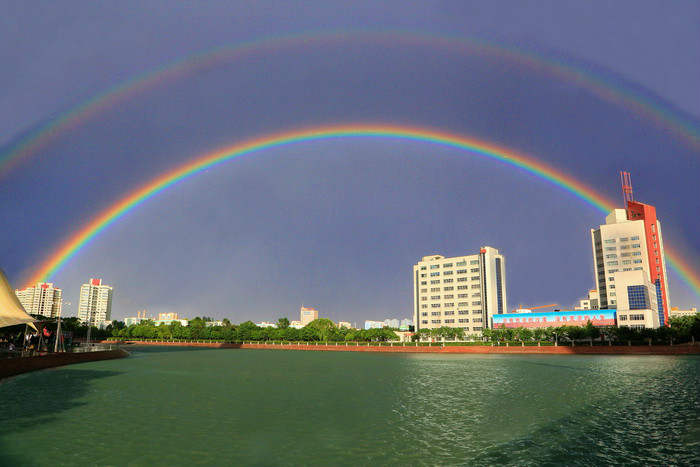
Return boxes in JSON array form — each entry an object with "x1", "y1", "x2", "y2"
[{"x1": 0, "y1": 270, "x2": 37, "y2": 329}]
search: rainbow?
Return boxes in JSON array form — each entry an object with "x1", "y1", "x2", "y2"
[
  {"x1": 25, "y1": 124, "x2": 700, "y2": 301},
  {"x1": 2, "y1": 30, "x2": 698, "y2": 178}
]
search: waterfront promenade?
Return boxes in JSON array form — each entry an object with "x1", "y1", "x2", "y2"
[{"x1": 109, "y1": 340, "x2": 700, "y2": 355}]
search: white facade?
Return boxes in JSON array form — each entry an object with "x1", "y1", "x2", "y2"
[
  {"x1": 590, "y1": 207, "x2": 669, "y2": 326},
  {"x1": 78, "y1": 278, "x2": 113, "y2": 327},
  {"x1": 413, "y1": 246, "x2": 506, "y2": 335},
  {"x1": 15, "y1": 283, "x2": 63, "y2": 318}
]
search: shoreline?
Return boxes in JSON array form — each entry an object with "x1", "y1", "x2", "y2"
[
  {"x1": 110, "y1": 340, "x2": 700, "y2": 355},
  {"x1": 0, "y1": 348, "x2": 130, "y2": 380}
]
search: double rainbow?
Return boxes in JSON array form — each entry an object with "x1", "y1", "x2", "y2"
[
  {"x1": 25, "y1": 124, "x2": 700, "y2": 301},
  {"x1": 2, "y1": 30, "x2": 699, "y2": 178}
]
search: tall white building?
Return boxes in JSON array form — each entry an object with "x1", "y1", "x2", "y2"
[
  {"x1": 590, "y1": 200, "x2": 670, "y2": 326},
  {"x1": 78, "y1": 278, "x2": 113, "y2": 327},
  {"x1": 413, "y1": 246, "x2": 507, "y2": 335},
  {"x1": 15, "y1": 283, "x2": 63, "y2": 318}
]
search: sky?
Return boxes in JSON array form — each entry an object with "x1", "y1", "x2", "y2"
[{"x1": 1, "y1": 1, "x2": 698, "y2": 324}]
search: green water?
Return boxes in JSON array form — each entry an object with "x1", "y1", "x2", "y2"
[{"x1": 1, "y1": 347, "x2": 698, "y2": 467}]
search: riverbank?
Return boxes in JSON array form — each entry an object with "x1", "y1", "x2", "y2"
[
  {"x1": 110, "y1": 340, "x2": 700, "y2": 355},
  {"x1": 0, "y1": 348, "x2": 130, "y2": 380}
]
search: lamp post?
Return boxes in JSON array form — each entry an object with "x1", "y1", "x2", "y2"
[
  {"x1": 86, "y1": 310, "x2": 93, "y2": 347},
  {"x1": 554, "y1": 331, "x2": 558, "y2": 346}
]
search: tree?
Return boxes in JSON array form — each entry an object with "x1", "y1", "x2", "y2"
[
  {"x1": 277, "y1": 317, "x2": 290, "y2": 330},
  {"x1": 304, "y1": 318, "x2": 337, "y2": 341}
]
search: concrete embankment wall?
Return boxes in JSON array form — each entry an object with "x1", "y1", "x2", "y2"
[
  {"x1": 0, "y1": 348, "x2": 130, "y2": 380},
  {"x1": 113, "y1": 340, "x2": 700, "y2": 355}
]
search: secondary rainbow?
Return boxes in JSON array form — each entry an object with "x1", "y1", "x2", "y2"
[
  {"x1": 25, "y1": 124, "x2": 700, "y2": 301},
  {"x1": 2, "y1": 30, "x2": 698, "y2": 178}
]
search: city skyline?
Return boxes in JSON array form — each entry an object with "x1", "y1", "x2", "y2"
[{"x1": 2, "y1": 1, "x2": 698, "y2": 323}]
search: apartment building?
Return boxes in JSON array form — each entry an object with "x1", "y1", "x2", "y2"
[{"x1": 413, "y1": 246, "x2": 506, "y2": 335}]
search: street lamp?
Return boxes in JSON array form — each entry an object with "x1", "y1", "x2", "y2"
[{"x1": 554, "y1": 331, "x2": 558, "y2": 346}]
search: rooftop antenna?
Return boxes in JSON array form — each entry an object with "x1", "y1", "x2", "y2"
[{"x1": 620, "y1": 171, "x2": 634, "y2": 207}]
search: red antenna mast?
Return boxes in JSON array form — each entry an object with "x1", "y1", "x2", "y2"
[{"x1": 620, "y1": 171, "x2": 634, "y2": 207}]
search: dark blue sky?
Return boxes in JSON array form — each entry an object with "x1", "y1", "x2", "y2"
[{"x1": 1, "y1": 1, "x2": 698, "y2": 323}]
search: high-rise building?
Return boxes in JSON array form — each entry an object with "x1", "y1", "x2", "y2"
[
  {"x1": 15, "y1": 283, "x2": 63, "y2": 318},
  {"x1": 78, "y1": 278, "x2": 113, "y2": 327},
  {"x1": 413, "y1": 246, "x2": 507, "y2": 335},
  {"x1": 590, "y1": 201, "x2": 670, "y2": 325},
  {"x1": 300, "y1": 306, "x2": 318, "y2": 326}
]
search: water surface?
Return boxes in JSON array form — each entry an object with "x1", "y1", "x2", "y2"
[{"x1": 1, "y1": 347, "x2": 698, "y2": 466}]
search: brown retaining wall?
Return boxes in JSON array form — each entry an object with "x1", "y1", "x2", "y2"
[
  {"x1": 0, "y1": 348, "x2": 130, "y2": 380},
  {"x1": 113, "y1": 340, "x2": 699, "y2": 355}
]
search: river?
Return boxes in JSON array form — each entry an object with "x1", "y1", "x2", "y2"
[{"x1": 1, "y1": 346, "x2": 698, "y2": 466}]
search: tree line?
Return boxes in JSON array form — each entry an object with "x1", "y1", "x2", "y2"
[{"x1": 111, "y1": 317, "x2": 400, "y2": 342}]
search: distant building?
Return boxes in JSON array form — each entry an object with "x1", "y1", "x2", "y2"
[
  {"x1": 400, "y1": 318, "x2": 413, "y2": 328},
  {"x1": 413, "y1": 246, "x2": 507, "y2": 335},
  {"x1": 78, "y1": 278, "x2": 113, "y2": 327},
  {"x1": 591, "y1": 197, "x2": 670, "y2": 325},
  {"x1": 205, "y1": 321, "x2": 223, "y2": 327},
  {"x1": 364, "y1": 320, "x2": 386, "y2": 330},
  {"x1": 384, "y1": 318, "x2": 400, "y2": 328},
  {"x1": 15, "y1": 282, "x2": 63, "y2": 318},
  {"x1": 300, "y1": 306, "x2": 318, "y2": 326},
  {"x1": 125, "y1": 310, "x2": 151, "y2": 326},
  {"x1": 610, "y1": 270, "x2": 660, "y2": 329},
  {"x1": 289, "y1": 320, "x2": 304, "y2": 329},
  {"x1": 159, "y1": 312, "x2": 179, "y2": 320},
  {"x1": 256, "y1": 321, "x2": 277, "y2": 328},
  {"x1": 575, "y1": 290, "x2": 599, "y2": 311},
  {"x1": 337, "y1": 321, "x2": 353, "y2": 329},
  {"x1": 669, "y1": 307, "x2": 699, "y2": 319}
]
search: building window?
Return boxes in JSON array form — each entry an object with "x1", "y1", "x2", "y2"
[
  {"x1": 471, "y1": 276, "x2": 480, "y2": 281},
  {"x1": 430, "y1": 295, "x2": 440, "y2": 300},
  {"x1": 430, "y1": 265, "x2": 440, "y2": 269},
  {"x1": 420, "y1": 273, "x2": 426, "y2": 278},
  {"x1": 630, "y1": 314, "x2": 645, "y2": 321},
  {"x1": 443, "y1": 263, "x2": 453, "y2": 268},
  {"x1": 604, "y1": 239, "x2": 616, "y2": 244},
  {"x1": 470, "y1": 260, "x2": 479, "y2": 265},
  {"x1": 472, "y1": 310, "x2": 482, "y2": 314},
  {"x1": 618, "y1": 315, "x2": 627, "y2": 321},
  {"x1": 444, "y1": 302, "x2": 455, "y2": 307},
  {"x1": 421, "y1": 320, "x2": 428, "y2": 325},
  {"x1": 605, "y1": 254, "x2": 617, "y2": 259},
  {"x1": 630, "y1": 236, "x2": 639, "y2": 240},
  {"x1": 431, "y1": 320, "x2": 441, "y2": 324},
  {"x1": 431, "y1": 280, "x2": 440, "y2": 284},
  {"x1": 458, "y1": 293, "x2": 468, "y2": 298},
  {"x1": 458, "y1": 310, "x2": 469, "y2": 315},
  {"x1": 431, "y1": 312, "x2": 441, "y2": 316},
  {"x1": 430, "y1": 287, "x2": 440, "y2": 292},
  {"x1": 472, "y1": 292, "x2": 481, "y2": 297},
  {"x1": 458, "y1": 302, "x2": 468, "y2": 306},
  {"x1": 444, "y1": 294, "x2": 454, "y2": 299},
  {"x1": 619, "y1": 237, "x2": 628, "y2": 242},
  {"x1": 443, "y1": 271, "x2": 453, "y2": 275},
  {"x1": 444, "y1": 310, "x2": 455, "y2": 316},
  {"x1": 457, "y1": 278, "x2": 468, "y2": 282},
  {"x1": 421, "y1": 304, "x2": 427, "y2": 309},
  {"x1": 444, "y1": 279, "x2": 454, "y2": 283},
  {"x1": 456, "y1": 261, "x2": 467, "y2": 266},
  {"x1": 632, "y1": 244, "x2": 641, "y2": 248},
  {"x1": 472, "y1": 301, "x2": 482, "y2": 305},
  {"x1": 420, "y1": 266, "x2": 427, "y2": 270},
  {"x1": 473, "y1": 318, "x2": 483, "y2": 323},
  {"x1": 420, "y1": 288, "x2": 427, "y2": 293},
  {"x1": 470, "y1": 268, "x2": 479, "y2": 273},
  {"x1": 457, "y1": 269, "x2": 467, "y2": 274},
  {"x1": 431, "y1": 304, "x2": 441, "y2": 308},
  {"x1": 421, "y1": 312, "x2": 427, "y2": 317},
  {"x1": 444, "y1": 286, "x2": 454, "y2": 291},
  {"x1": 457, "y1": 285, "x2": 468, "y2": 290},
  {"x1": 421, "y1": 281, "x2": 427, "y2": 285},
  {"x1": 445, "y1": 319, "x2": 455, "y2": 324},
  {"x1": 473, "y1": 327, "x2": 483, "y2": 331},
  {"x1": 471, "y1": 284, "x2": 480, "y2": 289},
  {"x1": 430, "y1": 272, "x2": 440, "y2": 276},
  {"x1": 605, "y1": 247, "x2": 616, "y2": 251},
  {"x1": 458, "y1": 318, "x2": 469, "y2": 323},
  {"x1": 420, "y1": 297, "x2": 427, "y2": 301}
]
